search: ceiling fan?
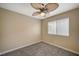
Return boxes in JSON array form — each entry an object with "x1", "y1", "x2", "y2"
[{"x1": 31, "y1": 3, "x2": 59, "y2": 17}]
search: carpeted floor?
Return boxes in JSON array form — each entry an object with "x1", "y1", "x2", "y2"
[{"x1": 1, "y1": 42, "x2": 79, "y2": 56}]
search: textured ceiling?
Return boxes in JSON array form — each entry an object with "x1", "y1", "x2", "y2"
[{"x1": 0, "y1": 3, "x2": 79, "y2": 19}]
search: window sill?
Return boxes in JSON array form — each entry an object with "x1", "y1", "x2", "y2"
[{"x1": 48, "y1": 34, "x2": 69, "y2": 38}]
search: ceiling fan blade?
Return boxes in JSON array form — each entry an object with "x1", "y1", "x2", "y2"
[
  {"x1": 32, "y1": 12, "x2": 41, "y2": 16},
  {"x1": 45, "y1": 3, "x2": 59, "y2": 12},
  {"x1": 31, "y1": 3, "x2": 44, "y2": 10}
]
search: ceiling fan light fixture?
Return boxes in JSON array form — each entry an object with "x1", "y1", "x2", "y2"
[{"x1": 40, "y1": 12, "x2": 46, "y2": 16}]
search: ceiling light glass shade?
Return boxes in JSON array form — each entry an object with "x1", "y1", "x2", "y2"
[{"x1": 40, "y1": 12, "x2": 46, "y2": 16}]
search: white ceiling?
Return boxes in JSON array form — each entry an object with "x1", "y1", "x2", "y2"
[{"x1": 0, "y1": 3, "x2": 79, "y2": 19}]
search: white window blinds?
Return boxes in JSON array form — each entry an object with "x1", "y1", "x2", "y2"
[{"x1": 48, "y1": 17, "x2": 69, "y2": 36}]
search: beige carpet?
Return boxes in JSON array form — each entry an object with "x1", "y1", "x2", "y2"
[{"x1": 1, "y1": 42, "x2": 79, "y2": 56}]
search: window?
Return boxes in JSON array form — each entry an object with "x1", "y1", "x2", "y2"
[
  {"x1": 48, "y1": 21, "x2": 56, "y2": 34},
  {"x1": 48, "y1": 17, "x2": 69, "y2": 36}
]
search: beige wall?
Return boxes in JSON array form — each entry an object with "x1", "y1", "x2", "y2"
[
  {"x1": 0, "y1": 8, "x2": 41, "y2": 53},
  {"x1": 42, "y1": 8, "x2": 79, "y2": 53}
]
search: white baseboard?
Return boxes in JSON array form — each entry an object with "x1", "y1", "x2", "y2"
[
  {"x1": 0, "y1": 41, "x2": 41, "y2": 55},
  {"x1": 43, "y1": 41, "x2": 79, "y2": 55}
]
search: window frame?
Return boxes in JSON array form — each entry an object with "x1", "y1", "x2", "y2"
[{"x1": 48, "y1": 17, "x2": 69, "y2": 37}]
